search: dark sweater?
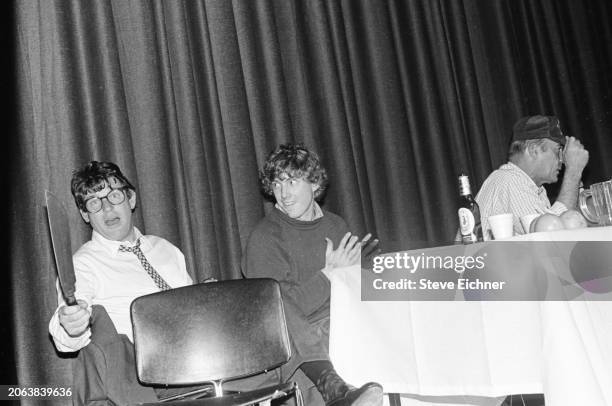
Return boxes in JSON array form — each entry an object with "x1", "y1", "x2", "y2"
[{"x1": 243, "y1": 207, "x2": 350, "y2": 318}]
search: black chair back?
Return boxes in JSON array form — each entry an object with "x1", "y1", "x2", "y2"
[{"x1": 130, "y1": 278, "x2": 291, "y2": 385}]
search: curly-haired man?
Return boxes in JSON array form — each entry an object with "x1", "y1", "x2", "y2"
[{"x1": 243, "y1": 143, "x2": 382, "y2": 406}]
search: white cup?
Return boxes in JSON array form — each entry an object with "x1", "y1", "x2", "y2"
[
  {"x1": 520, "y1": 213, "x2": 540, "y2": 234},
  {"x1": 488, "y1": 213, "x2": 514, "y2": 240}
]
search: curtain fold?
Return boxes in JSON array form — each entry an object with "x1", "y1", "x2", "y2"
[{"x1": 9, "y1": 0, "x2": 612, "y2": 403}]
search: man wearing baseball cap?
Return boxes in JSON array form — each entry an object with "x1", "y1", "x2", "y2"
[{"x1": 475, "y1": 115, "x2": 589, "y2": 238}]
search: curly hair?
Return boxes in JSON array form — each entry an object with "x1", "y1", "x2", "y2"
[
  {"x1": 71, "y1": 161, "x2": 135, "y2": 211},
  {"x1": 260, "y1": 143, "x2": 328, "y2": 200}
]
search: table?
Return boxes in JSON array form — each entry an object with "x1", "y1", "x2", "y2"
[{"x1": 328, "y1": 226, "x2": 612, "y2": 406}]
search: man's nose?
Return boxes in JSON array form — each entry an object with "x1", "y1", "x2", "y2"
[
  {"x1": 101, "y1": 197, "x2": 113, "y2": 211},
  {"x1": 280, "y1": 183, "x2": 289, "y2": 199}
]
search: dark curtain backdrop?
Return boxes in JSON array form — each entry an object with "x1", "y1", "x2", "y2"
[{"x1": 7, "y1": 0, "x2": 612, "y2": 403}]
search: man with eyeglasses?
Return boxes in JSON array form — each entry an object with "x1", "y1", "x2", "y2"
[
  {"x1": 48, "y1": 161, "x2": 193, "y2": 403},
  {"x1": 475, "y1": 115, "x2": 589, "y2": 238},
  {"x1": 49, "y1": 161, "x2": 192, "y2": 350}
]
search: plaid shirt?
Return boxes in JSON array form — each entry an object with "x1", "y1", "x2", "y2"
[{"x1": 476, "y1": 162, "x2": 566, "y2": 239}]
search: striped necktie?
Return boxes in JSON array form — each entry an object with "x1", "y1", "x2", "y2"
[{"x1": 119, "y1": 239, "x2": 171, "y2": 291}]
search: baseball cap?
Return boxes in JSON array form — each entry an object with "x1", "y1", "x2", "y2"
[{"x1": 512, "y1": 115, "x2": 566, "y2": 146}]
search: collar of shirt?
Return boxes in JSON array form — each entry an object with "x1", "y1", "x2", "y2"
[
  {"x1": 90, "y1": 227, "x2": 152, "y2": 256},
  {"x1": 274, "y1": 201, "x2": 324, "y2": 220},
  {"x1": 502, "y1": 162, "x2": 546, "y2": 197}
]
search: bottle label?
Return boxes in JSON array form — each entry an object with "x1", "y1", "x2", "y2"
[{"x1": 458, "y1": 208, "x2": 476, "y2": 241}]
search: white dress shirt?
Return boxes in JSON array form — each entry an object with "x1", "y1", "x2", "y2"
[
  {"x1": 48, "y1": 228, "x2": 193, "y2": 352},
  {"x1": 476, "y1": 162, "x2": 567, "y2": 238}
]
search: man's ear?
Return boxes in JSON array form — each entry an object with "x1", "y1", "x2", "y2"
[
  {"x1": 128, "y1": 190, "x2": 137, "y2": 210},
  {"x1": 311, "y1": 183, "x2": 321, "y2": 200},
  {"x1": 79, "y1": 210, "x2": 90, "y2": 223}
]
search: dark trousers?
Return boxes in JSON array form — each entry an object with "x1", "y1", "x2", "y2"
[
  {"x1": 72, "y1": 306, "x2": 158, "y2": 406},
  {"x1": 279, "y1": 298, "x2": 331, "y2": 406}
]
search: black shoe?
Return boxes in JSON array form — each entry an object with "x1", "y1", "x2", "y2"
[
  {"x1": 327, "y1": 382, "x2": 383, "y2": 406},
  {"x1": 316, "y1": 368, "x2": 383, "y2": 406}
]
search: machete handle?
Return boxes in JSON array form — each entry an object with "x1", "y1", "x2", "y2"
[{"x1": 65, "y1": 295, "x2": 77, "y2": 306}]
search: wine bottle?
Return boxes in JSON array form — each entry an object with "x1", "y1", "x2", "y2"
[{"x1": 458, "y1": 174, "x2": 483, "y2": 244}]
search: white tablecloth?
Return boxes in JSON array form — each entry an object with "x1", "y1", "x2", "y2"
[{"x1": 329, "y1": 226, "x2": 612, "y2": 406}]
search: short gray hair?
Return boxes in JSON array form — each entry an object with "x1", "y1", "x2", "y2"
[{"x1": 508, "y1": 138, "x2": 549, "y2": 160}]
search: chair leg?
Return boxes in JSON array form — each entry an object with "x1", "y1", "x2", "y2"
[
  {"x1": 212, "y1": 380, "x2": 224, "y2": 397},
  {"x1": 388, "y1": 393, "x2": 401, "y2": 406},
  {"x1": 295, "y1": 384, "x2": 304, "y2": 406}
]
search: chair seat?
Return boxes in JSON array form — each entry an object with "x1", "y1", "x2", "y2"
[{"x1": 140, "y1": 382, "x2": 298, "y2": 406}]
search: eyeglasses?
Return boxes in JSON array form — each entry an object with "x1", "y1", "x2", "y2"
[{"x1": 84, "y1": 188, "x2": 127, "y2": 213}]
